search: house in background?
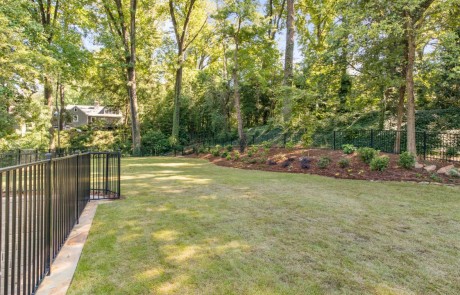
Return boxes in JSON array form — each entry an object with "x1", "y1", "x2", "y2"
[{"x1": 65, "y1": 103, "x2": 123, "y2": 129}]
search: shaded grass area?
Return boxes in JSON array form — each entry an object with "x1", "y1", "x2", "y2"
[{"x1": 69, "y1": 157, "x2": 460, "y2": 294}]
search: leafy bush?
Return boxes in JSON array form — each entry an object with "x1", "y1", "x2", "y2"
[
  {"x1": 226, "y1": 145, "x2": 233, "y2": 152},
  {"x1": 215, "y1": 145, "x2": 222, "y2": 150},
  {"x1": 247, "y1": 145, "x2": 258, "y2": 157},
  {"x1": 398, "y1": 152, "x2": 416, "y2": 169},
  {"x1": 233, "y1": 151, "x2": 240, "y2": 160},
  {"x1": 226, "y1": 154, "x2": 232, "y2": 160},
  {"x1": 221, "y1": 151, "x2": 228, "y2": 158},
  {"x1": 317, "y1": 157, "x2": 332, "y2": 169},
  {"x1": 357, "y1": 147, "x2": 379, "y2": 164},
  {"x1": 370, "y1": 156, "x2": 390, "y2": 171},
  {"x1": 285, "y1": 141, "x2": 296, "y2": 150},
  {"x1": 258, "y1": 157, "x2": 268, "y2": 164},
  {"x1": 446, "y1": 147, "x2": 458, "y2": 157},
  {"x1": 211, "y1": 148, "x2": 220, "y2": 157},
  {"x1": 342, "y1": 144, "x2": 356, "y2": 154},
  {"x1": 299, "y1": 157, "x2": 311, "y2": 169},
  {"x1": 338, "y1": 158, "x2": 350, "y2": 168},
  {"x1": 430, "y1": 173, "x2": 442, "y2": 182},
  {"x1": 261, "y1": 141, "x2": 273, "y2": 148},
  {"x1": 448, "y1": 168, "x2": 460, "y2": 178}
]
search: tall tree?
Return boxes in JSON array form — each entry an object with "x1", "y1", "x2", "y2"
[
  {"x1": 404, "y1": 0, "x2": 435, "y2": 156},
  {"x1": 103, "y1": 0, "x2": 142, "y2": 155},
  {"x1": 169, "y1": 0, "x2": 207, "y2": 146}
]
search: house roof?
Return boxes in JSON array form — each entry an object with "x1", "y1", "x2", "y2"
[{"x1": 66, "y1": 105, "x2": 122, "y2": 118}]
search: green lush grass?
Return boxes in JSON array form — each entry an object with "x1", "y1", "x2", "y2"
[{"x1": 69, "y1": 157, "x2": 460, "y2": 295}]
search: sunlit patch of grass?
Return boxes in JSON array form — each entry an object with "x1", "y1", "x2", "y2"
[{"x1": 69, "y1": 157, "x2": 460, "y2": 294}]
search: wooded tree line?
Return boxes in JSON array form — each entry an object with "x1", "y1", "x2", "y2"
[{"x1": 1, "y1": 0, "x2": 459, "y2": 155}]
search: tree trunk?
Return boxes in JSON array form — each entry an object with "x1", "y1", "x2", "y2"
[
  {"x1": 59, "y1": 84, "x2": 65, "y2": 131},
  {"x1": 44, "y1": 76, "x2": 55, "y2": 150},
  {"x1": 233, "y1": 35, "x2": 245, "y2": 152},
  {"x1": 127, "y1": 65, "x2": 141, "y2": 156},
  {"x1": 405, "y1": 16, "x2": 417, "y2": 156},
  {"x1": 394, "y1": 85, "x2": 405, "y2": 153},
  {"x1": 172, "y1": 52, "x2": 184, "y2": 146},
  {"x1": 394, "y1": 37, "x2": 409, "y2": 154},
  {"x1": 282, "y1": 0, "x2": 295, "y2": 124}
]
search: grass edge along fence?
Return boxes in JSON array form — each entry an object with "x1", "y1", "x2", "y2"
[{"x1": 0, "y1": 151, "x2": 120, "y2": 295}]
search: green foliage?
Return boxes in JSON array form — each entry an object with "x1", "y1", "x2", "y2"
[
  {"x1": 141, "y1": 130, "x2": 170, "y2": 155},
  {"x1": 221, "y1": 151, "x2": 228, "y2": 158},
  {"x1": 342, "y1": 144, "x2": 356, "y2": 155},
  {"x1": 285, "y1": 141, "x2": 296, "y2": 150},
  {"x1": 261, "y1": 141, "x2": 273, "y2": 149},
  {"x1": 448, "y1": 168, "x2": 460, "y2": 178},
  {"x1": 232, "y1": 151, "x2": 240, "y2": 160},
  {"x1": 317, "y1": 157, "x2": 332, "y2": 169},
  {"x1": 398, "y1": 152, "x2": 416, "y2": 169},
  {"x1": 338, "y1": 158, "x2": 350, "y2": 168},
  {"x1": 226, "y1": 145, "x2": 233, "y2": 152},
  {"x1": 446, "y1": 147, "x2": 458, "y2": 157},
  {"x1": 370, "y1": 156, "x2": 390, "y2": 171},
  {"x1": 226, "y1": 154, "x2": 232, "y2": 160},
  {"x1": 247, "y1": 145, "x2": 258, "y2": 157},
  {"x1": 211, "y1": 148, "x2": 220, "y2": 157},
  {"x1": 357, "y1": 147, "x2": 379, "y2": 164}
]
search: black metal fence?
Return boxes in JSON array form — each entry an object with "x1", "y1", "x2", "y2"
[
  {"x1": 332, "y1": 130, "x2": 460, "y2": 162},
  {"x1": 0, "y1": 151, "x2": 120, "y2": 295},
  {"x1": 184, "y1": 128, "x2": 459, "y2": 162},
  {"x1": 0, "y1": 149, "x2": 90, "y2": 169}
]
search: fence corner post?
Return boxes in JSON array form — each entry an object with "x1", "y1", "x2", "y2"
[{"x1": 45, "y1": 152, "x2": 52, "y2": 275}]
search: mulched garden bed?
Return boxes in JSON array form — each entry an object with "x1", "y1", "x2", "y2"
[{"x1": 187, "y1": 148, "x2": 460, "y2": 185}]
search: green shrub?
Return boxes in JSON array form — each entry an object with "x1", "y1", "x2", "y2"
[
  {"x1": 226, "y1": 154, "x2": 232, "y2": 160},
  {"x1": 215, "y1": 145, "x2": 222, "y2": 150},
  {"x1": 357, "y1": 147, "x2": 379, "y2": 164},
  {"x1": 338, "y1": 158, "x2": 350, "y2": 168},
  {"x1": 342, "y1": 144, "x2": 356, "y2": 154},
  {"x1": 261, "y1": 141, "x2": 272, "y2": 148},
  {"x1": 247, "y1": 145, "x2": 258, "y2": 157},
  {"x1": 317, "y1": 156, "x2": 332, "y2": 169},
  {"x1": 448, "y1": 168, "x2": 460, "y2": 178},
  {"x1": 221, "y1": 151, "x2": 228, "y2": 158},
  {"x1": 226, "y1": 145, "x2": 233, "y2": 152},
  {"x1": 446, "y1": 147, "x2": 458, "y2": 157},
  {"x1": 430, "y1": 173, "x2": 442, "y2": 182},
  {"x1": 370, "y1": 156, "x2": 390, "y2": 171},
  {"x1": 285, "y1": 141, "x2": 295, "y2": 150},
  {"x1": 398, "y1": 152, "x2": 416, "y2": 169},
  {"x1": 198, "y1": 146, "x2": 207, "y2": 154},
  {"x1": 233, "y1": 151, "x2": 240, "y2": 160},
  {"x1": 211, "y1": 148, "x2": 220, "y2": 157}
]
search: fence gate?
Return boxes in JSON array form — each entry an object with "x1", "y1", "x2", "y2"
[{"x1": 0, "y1": 151, "x2": 120, "y2": 295}]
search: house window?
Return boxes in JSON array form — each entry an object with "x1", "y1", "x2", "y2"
[{"x1": 72, "y1": 115, "x2": 79, "y2": 122}]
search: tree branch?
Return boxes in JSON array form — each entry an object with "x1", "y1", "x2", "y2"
[{"x1": 184, "y1": 16, "x2": 207, "y2": 51}]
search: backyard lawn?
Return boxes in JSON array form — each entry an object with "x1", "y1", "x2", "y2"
[{"x1": 68, "y1": 157, "x2": 460, "y2": 295}]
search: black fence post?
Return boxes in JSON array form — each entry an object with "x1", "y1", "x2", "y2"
[
  {"x1": 283, "y1": 133, "x2": 287, "y2": 147},
  {"x1": 76, "y1": 153, "x2": 80, "y2": 224},
  {"x1": 333, "y1": 131, "x2": 336, "y2": 150},
  {"x1": 370, "y1": 129, "x2": 374, "y2": 148},
  {"x1": 117, "y1": 150, "x2": 121, "y2": 198},
  {"x1": 423, "y1": 131, "x2": 427, "y2": 160},
  {"x1": 45, "y1": 153, "x2": 52, "y2": 275},
  {"x1": 252, "y1": 135, "x2": 255, "y2": 145}
]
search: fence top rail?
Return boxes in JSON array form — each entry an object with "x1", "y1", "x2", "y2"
[
  {"x1": 0, "y1": 159, "x2": 49, "y2": 173},
  {"x1": 334, "y1": 129, "x2": 460, "y2": 135},
  {"x1": 89, "y1": 151, "x2": 120, "y2": 155}
]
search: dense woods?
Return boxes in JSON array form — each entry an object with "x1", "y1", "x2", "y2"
[{"x1": 1, "y1": 0, "x2": 459, "y2": 155}]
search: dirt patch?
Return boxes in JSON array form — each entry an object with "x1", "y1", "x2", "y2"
[{"x1": 187, "y1": 148, "x2": 460, "y2": 185}]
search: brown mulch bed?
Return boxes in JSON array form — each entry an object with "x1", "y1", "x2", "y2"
[{"x1": 187, "y1": 148, "x2": 460, "y2": 185}]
